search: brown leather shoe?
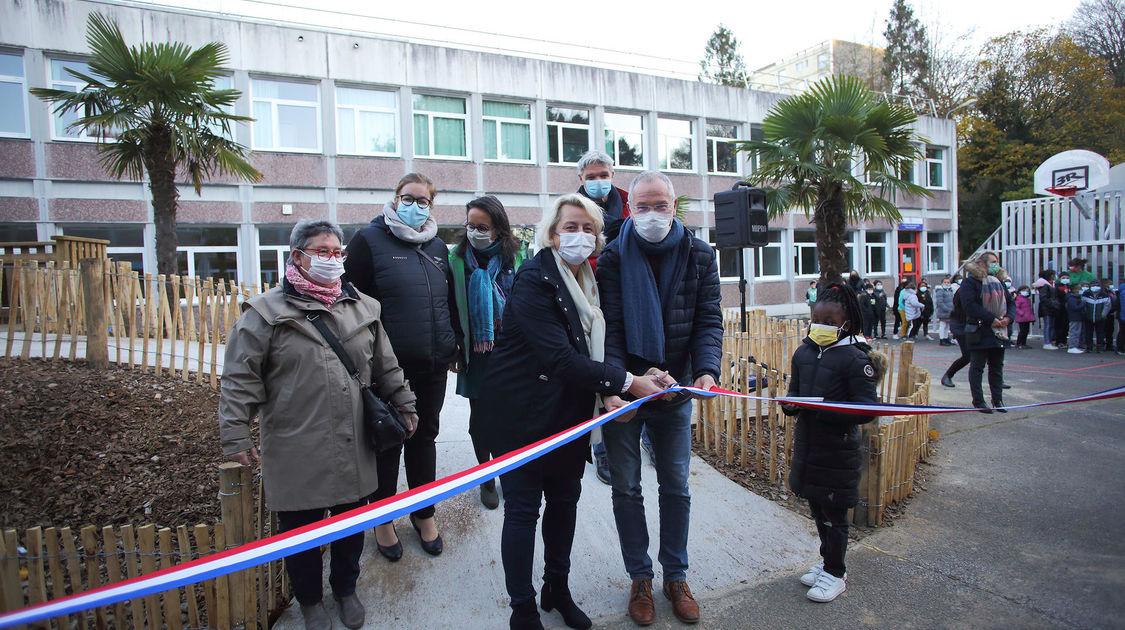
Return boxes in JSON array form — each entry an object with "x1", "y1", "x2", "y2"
[
  {"x1": 663, "y1": 579, "x2": 700, "y2": 624},
  {"x1": 628, "y1": 578, "x2": 655, "y2": 626}
]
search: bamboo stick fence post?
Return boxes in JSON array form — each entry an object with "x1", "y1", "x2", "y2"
[
  {"x1": 80, "y1": 258, "x2": 109, "y2": 370},
  {"x1": 218, "y1": 463, "x2": 247, "y2": 627}
]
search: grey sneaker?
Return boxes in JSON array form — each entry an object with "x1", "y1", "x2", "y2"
[
  {"x1": 300, "y1": 602, "x2": 333, "y2": 630},
  {"x1": 334, "y1": 593, "x2": 365, "y2": 629},
  {"x1": 595, "y1": 453, "x2": 611, "y2": 485}
]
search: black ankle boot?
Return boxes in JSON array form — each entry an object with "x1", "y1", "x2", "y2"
[
  {"x1": 510, "y1": 601, "x2": 544, "y2": 630},
  {"x1": 540, "y1": 576, "x2": 591, "y2": 629}
]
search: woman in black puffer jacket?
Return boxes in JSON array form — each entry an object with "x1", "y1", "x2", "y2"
[
  {"x1": 344, "y1": 172, "x2": 461, "y2": 559},
  {"x1": 782, "y1": 284, "x2": 883, "y2": 604}
]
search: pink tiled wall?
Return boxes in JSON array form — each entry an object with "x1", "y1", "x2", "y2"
[
  {"x1": 414, "y1": 160, "x2": 476, "y2": 193},
  {"x1": 50, "y1": 198, "x2": 147, "y2": 222},
  {"x1": 0, "y1": 140, "x2": 35, "y2": 179},
  {"x1": 336, "y1": 156, "x2": 404, "y2": 190},
  {"x1": 0, "y1": 197, "x2": 38, "y2": 221},
  {"x1": 250, "y1": 152, "x2": 327, "y2": 187},
  {"x1": 178, "y1": 201, "x2": 242, "y2": 223},
  {"x1": 251, "y1": 203, "x2": 328, "y2": 223},
  {"x1": 483, "y1": 164, "x2": 540, "y2": 193}
]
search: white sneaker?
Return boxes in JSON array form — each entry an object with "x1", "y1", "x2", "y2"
[
  {"x1": 806, "y1": 571, "x2": 847, "y2": 602},
  {"x1": 799, "y1": 561, "x2": 824, "y2": 587},
  {"x1": 1043, "y1": 344, "x2": 1057, "y2": 350},
  {"x1": 1067, "y1": 348, "x2": 1084, "y2": 354},
  {"x1": 925, "y1": 334, "x2": 934, "y2": 340},
  {"x1": 892, "y1": 334, "x2": 900, "y2": 340}
]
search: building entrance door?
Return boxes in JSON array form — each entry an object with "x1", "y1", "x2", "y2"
[{"x1": 898, "y1": 231, "x2": 920, "y2": 284}]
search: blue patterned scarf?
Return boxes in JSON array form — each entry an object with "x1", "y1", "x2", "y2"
[
  {"x1": 466, "y1": 240, "x2": 507, "y2": 353},
  {"x1": 617, "y1": 217, "x2": 688, "y2": 364}
]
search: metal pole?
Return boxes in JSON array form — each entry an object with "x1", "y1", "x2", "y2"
[{"x1": 738, "y1": 248, "x2": 748, "y2": 333}]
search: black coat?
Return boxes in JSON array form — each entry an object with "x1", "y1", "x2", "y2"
[
  {"x1": 784, "y1": 338, "x2": 879, "y2": 508},
  {"x1": 958, "y1": 262, "x2": 1017, "y2": 351},
  {"x1": 872, "y1": 288, "x2": 888, "y2": 312},
  {"x1": 858, "y1": 290, "x2": 877, "y2": 320},
  {"x1": 475, "y1": 250, "x2": 627, "y2": 478},
  {"x1": 343, "y1": 215, "x2": 460, "y2": 369},
  {"x1": 596, "y1": 228, "x2": 723, "y2": 390},
  {"x1": 919, "y1": 290, "x2": 934, "y2": 320}
]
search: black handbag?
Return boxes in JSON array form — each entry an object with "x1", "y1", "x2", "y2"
[{"x1": 306, "y1": 312, "x2": 408, "y2": 453}]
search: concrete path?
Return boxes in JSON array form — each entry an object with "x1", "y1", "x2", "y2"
[{"x1": 271, "y1": 378, "x2": 821, "y2": 629}]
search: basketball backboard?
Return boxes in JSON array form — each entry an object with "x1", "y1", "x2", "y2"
[{"x1": 1034, "y1": 150, "x2": 1111, "y2": 196}]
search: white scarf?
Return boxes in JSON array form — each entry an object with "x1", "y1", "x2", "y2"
[
  {"x1": 382, "y1": 200, "x2": 438, "y2": 244},
  {"x1": 551, "y1": 249, "x2": 607, "y2": 419}
]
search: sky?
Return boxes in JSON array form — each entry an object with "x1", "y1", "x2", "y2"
[{"x1": 142, "y1": 0, "x2": 1083, "y2": 81}]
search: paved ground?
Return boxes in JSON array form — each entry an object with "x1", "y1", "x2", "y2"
[{"x1": 595, "y1": 338, "x2": 1125, "y2": 630}]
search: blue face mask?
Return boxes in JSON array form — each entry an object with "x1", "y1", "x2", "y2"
[
  {"x1": 584, "y1": 179, "x2": 613, "y2": 199},
  {"x1": 396, "y1": 201, "x2": 429, "y2": 229}
]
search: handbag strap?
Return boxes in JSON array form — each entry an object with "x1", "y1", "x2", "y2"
[{"x1": 306, "y1": 312, "x2": 364, "y2": 385}]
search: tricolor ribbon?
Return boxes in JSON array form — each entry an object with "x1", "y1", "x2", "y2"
[{"x1": 1, "y1": 384, "x2": 1123, "y2": 628}]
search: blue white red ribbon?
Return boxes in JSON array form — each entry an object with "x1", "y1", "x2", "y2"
[{"x1": 1, "y1": 384, "x2": 1123, "y2": 628}]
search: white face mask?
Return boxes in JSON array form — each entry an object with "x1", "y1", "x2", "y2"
[
  {"x1": 302, "y1": 254, "x2": 345, "y2": 284},
  {"x1": 633, "y1": 212, "x2": 673, "y2": 243},
  {"x1": 556, "y1": 232, "x2": 596, "y2": 265},
  {"x1": 467, "y1": 227, "x2": 493, "y2": 251}
]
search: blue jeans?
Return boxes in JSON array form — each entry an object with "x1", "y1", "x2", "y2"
[
  {"x1": 593, "y1": 425, "x2": 652, "y2": 460},
  {"x1": 1068, "y1": 321, "x2": 1084, "y2": 349},
  {"x1": 602, "y1": 399, "x2": 692, "y2": 582},
  {"x1": 1041, "y1": 315, "x2": 1054, "y2": 344}
]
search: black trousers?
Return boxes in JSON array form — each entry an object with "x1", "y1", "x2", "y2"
[
  {"x1": 874, "y1": 309, "x2": 887, "y2": 336},
  {"x1": 371, "y1": 365, "x2": 447, "y2": 519},
  {"x1": 1082, "y1": 321, "x2": 1105, "y2": 351},
  {"x1": 861, "y1": 312, "x2": 875, "y2": 338},
  {"x1": 1054, "y1": 309, "x2": 1070, "y2": 346},
  {"x1": 892, "y1": 308, "x2": 902, "y2": 335},
  {"x1": 277, "y1": 500, "x2": 366, "y2": 605},
  {"x1": 969, "y1": 347, "x2": 1006, "y2": 405},
  {"x1": 907, "y1": 318, "x2": 923, "y2": 338},
  {"x1": 946, "y1": 334, "x2": 971, "y2": 377},
  {"x1": 1102, "y1": 318, "x2": 1116, "y2": 350},
  {"x1": 808, "y1": 500, "x2": 849, "y2": 578},
  {"x1": 1117, "y1": 320, "x2": 1125, "y2": 351},
  {"x1": 500, "y1": 465, "x2": 582, "y2": 607}
]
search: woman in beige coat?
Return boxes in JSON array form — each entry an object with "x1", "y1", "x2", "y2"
[{"x1": 219, "y1": 219, "x2": 418, "y2": 630}]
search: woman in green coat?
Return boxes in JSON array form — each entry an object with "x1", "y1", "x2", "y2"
[{"x1": 449, "y1": 195, "x2": 525, "y2": 508}]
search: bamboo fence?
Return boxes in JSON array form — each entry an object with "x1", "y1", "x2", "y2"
[
  {"x1": 0, "y1": 465, "x2": 289, "y2": 630},
  {"x1": 696, "y1": 310, "x2": 932, "y2": 526},
  {"x1": 2, "y1": 260, "x2": 268, "y2": 388}
]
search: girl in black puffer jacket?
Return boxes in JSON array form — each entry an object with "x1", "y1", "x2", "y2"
[{"x1": 782, "y1": 284, "x2": 884, "y2": 604}]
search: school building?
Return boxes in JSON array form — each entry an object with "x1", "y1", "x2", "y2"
[{"x1": 0, "y1": 0, "x2": 959, "y2": 312}]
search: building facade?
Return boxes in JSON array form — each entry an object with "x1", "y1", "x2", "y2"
[{"x1": 0, "y1": 1, "x2": 958, "y2": 312}]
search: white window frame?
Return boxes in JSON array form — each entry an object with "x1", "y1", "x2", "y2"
[
  {"x1": 0, "y1": 50, "x2": 28, "y2": 138},
  {"x1": 250, "y1": 77, "x2": 322, "y2": 153},
  {"x1": 335, "y1": 85, "x2": 398, "y2": 157},
  {"x1": 604, "y1": 111, "x2": 644, "y2": 170},
  {"x1": 705, "y1": 227, "x2": 745, "y2": 282},
  {"x1": 48, "y1": 58, "x2": 101, "y2": 142},
  {"x1": 705, "y1": 122, "x2": 740, "y2": 175},
  {"x1": 926, "y1": 146, "x2": 946, "y2": 190},
  {"x1": 546, "y1": 105, "x2": 590, "y2": 166},
  {"x1": 413, "y1": 93, "x2": 470, "y2": 161},
  {"x1": 175, "y1": 226, "x2": 243, "y2": 283},
  {"x1": 794, "y1": 60, "x2": 807, "y2": 72},
  {"x1": 846, "y1": 231, "x2": 858, "y2": 270},
  {"x1": 793, "y1": 231, "x2": 819, "y2": 277},
  {"x1": 865, "y1": 231, "x2": 890, "y2": 275},
  {"x1": 755, "y1": 229, "x2": 785, "y2": 280},
  {"x1": 926, "y1": 231, "x2": 947, "y2": 273},
  {"x1": 817, "y1": 53, "x2": 828, "y2": 71},
  {"x1": 207, "y1": 74, "x2": 236, "y2": 139},
  {"x1": 658, "y1": 117, "x2": 695, "y2": 173},
  {"x1": 482, "y1": 99, "x2": 534, "y2": 164}
]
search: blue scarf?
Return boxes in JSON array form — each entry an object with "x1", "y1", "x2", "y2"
[
  {"x1": 617, "y1": 217, "x2": 688, "y2": 365},
  {"x1": 466, "y1": 240, "x2": 507, "y2": 352}
]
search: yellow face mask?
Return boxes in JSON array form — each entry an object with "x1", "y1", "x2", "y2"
[{"x1": 809, "y1": 323, "x2": 842, "y2": 347}]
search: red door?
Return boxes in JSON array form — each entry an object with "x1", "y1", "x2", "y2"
[{"x1": 898, "y1": 232, "x2": 920, "y2": 284}]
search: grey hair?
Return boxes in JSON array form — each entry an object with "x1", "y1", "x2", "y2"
[
  {"x1": 627, "y1": 170, "x2": 676, "y2": 200},
  {"x1": 576, "y1": 150, "x2": 614, "y2": 173},
  {"x1": 288, "y1": 219, "x2": 345, "y2": 263},
  {"x1": 536, "y1": 193, "x2": 606, "y2": 254}
]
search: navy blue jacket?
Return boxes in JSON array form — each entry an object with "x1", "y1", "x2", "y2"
[
  {"x1": 596, "y1": 228, "x2": 723, "y2": 392},
  {"x1": 476, "y1": 250, "x2": 627, "y2": 477}
]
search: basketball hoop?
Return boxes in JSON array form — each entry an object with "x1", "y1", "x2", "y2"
[{"x1": 1044, "y1": 185, "x2": 1079, "y2": 197}]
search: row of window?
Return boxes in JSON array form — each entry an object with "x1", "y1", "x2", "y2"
[
  {"x1": 0, "y1": 51, "x2": 950, "y2": 186},
  {"x1": 711, "y1": 230, "x2": 949, "y2": 280}
]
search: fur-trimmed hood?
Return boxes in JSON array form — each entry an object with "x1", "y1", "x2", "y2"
[{"x1": 964, "y1": 260, "x2": 1010, "y2": 282}]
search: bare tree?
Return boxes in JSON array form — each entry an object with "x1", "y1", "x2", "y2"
[
  {"x1": 1067, "y1": 0, "x2": 1125, "y2": 87},
  {"x1": 923, "y1": 18, "x2": 978, "y2": 116},
  {"x1": 699, "y1": 24, "x2": 749, "y2": 88}
]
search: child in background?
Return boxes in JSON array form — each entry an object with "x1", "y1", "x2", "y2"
[
  {"x1": 1066, "y1": 282, "x2": 1087, "y2": 353},
  {"x1": 1102, "y1": 279, "x2": 1118, "y2": 353},
  {"x1": 872, "y1": 281, "x2": 888, "y2": 338},
  {"x1": 805, "y1": 280, "x2": 818, "y2": 317},
  {"x1": 918, "y1": 280, "x2": 934, "y2": 340},
  {"x1": 1117, "y1": 280, "x2": 1125, "y2": 355},
  {"x1": 859, "y1": 282, "x2": 877, "y2": 339},
  {"x1": 1055, "y1": 272, "x2": 1072, "y2": 348},
  {"x1": 1032, "y1": 270, "x2": 1059, "y2": 350},
  {"x1": 1014, "y1": 285, "x2": 1036, "y2": 348},
  {"x1": 934, "y1": 276, "x2": 955, "y2": 346},
  {"x1": 902, "y1": 280, "x2": 923, "y2": 340},
  {"x1": 892, "y1": 279, "x2": 908, "y2": 339},
  {"x1": 781, "y1": 284, "x2": 883, "y2": 603},
  {"x1": 1083, "y1": 282, "x2": 1110, "y2": 352}
]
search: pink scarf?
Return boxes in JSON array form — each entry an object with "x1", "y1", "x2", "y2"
[{"x1": 285, "y1": 264, "x2": 342, "y2": 306}]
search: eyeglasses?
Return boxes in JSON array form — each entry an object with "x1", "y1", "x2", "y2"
[
  {"x1": 465, "y1": 223, "x2": 491, "y2": 232},
  {"x1": 398, "y1": 194, "x2": 432, "y2": 210},
  {"x1": 299, "y1": 248, "x2": 348, "y2": 261},
  {"x1": 633, "y1": 204, "x2": 672, "y2": 214}
]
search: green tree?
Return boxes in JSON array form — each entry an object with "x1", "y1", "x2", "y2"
[
  {"x1": 735, "y1": 76, "x2": 930, "y2": 284},
  {"x1": 699, "y1": 24, "x2": 749, "y2": 88},
  {"x1": 882, "y1": 0, "x2": 932, "y2": 97},
  {"x1": 31, "y1": 13, "x2": 261, "y2": 277}
]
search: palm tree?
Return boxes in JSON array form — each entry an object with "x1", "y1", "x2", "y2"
[
  {"x1": 736, "y1": 75, "x2": 931, "y2": 285},
  {"x1": 32, "y1": 13, "x2": 261, "y2": 277}
]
